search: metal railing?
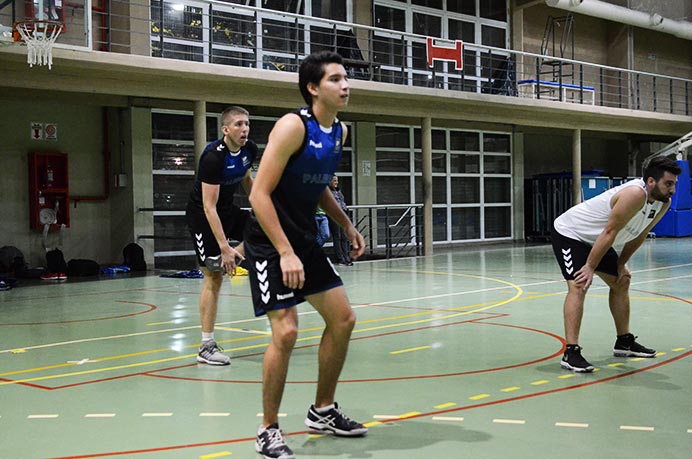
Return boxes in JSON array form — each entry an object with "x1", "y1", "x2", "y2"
[
  {"x1": 138, "y1": 203, "x2": 424, "y2": 267},
  {"x1": 350, "y1": 204, "x2": 424, "y2": 259},
  {"x1": 4, "y1": 0, "x2": 689, "y2": 115}
]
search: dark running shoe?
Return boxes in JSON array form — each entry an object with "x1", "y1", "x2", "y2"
[
  {"x1": 613, "y1": 333, "x2": 656, "y2": 358},
  {"x1": 305, "y1": 402, "x2": 368, "y2": 437},
  {"x1": 255, "y1": 423, "x2": 294, "y2": 459},
  {"x1": 561, "y1": 345, "x2": 594, "y2": 373}
]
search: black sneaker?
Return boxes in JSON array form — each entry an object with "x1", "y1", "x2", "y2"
[
  {"x1": 255, "y1": 423, "x2": 294, "y2": 459},
  {"x1": 561, "y1": 345, "x2": 594, "y2": 373},
  {"x1": 613, "y1": 333, "x2": 656, "y2": 358},
  {"x1": 304, "y1": 402, "x2": 368, "y2": 437}
]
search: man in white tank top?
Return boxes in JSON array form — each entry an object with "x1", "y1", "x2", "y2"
[{"x1": 550, "y1": 156, "x2": 681, "y2": 372}]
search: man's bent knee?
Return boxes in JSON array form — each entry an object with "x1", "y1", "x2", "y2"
[{"x1": 272, "y1": 322, "x2": 298, "y2": 350}]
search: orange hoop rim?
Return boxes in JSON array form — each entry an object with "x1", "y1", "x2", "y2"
[{"x1": 13, "y1": 19, "x2": 64, "y2": 43}]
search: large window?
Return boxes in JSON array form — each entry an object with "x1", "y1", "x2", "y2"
[
  {"x1": 376, "y1": 123, "x2": 511, "y2": 243},
  {"x1": 150, "y1": 109, "x2": 353, "y2": 268},
  {"x1": 373, "y1": 0, "x2": 509, "y2": 92},
  {"x1": 151, "y1": 1, "x2": 355, "y2": 71}
]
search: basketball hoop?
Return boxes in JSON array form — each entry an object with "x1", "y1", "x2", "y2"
[{"x1": 13, "y1": 20, "x2": 63, "y2": 70}]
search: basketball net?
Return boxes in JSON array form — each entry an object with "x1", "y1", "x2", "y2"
[{"x1": 15, "y1": 20, "x2": 63, "y2": 70}]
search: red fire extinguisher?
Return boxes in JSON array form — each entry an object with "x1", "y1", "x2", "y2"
[{"x1": 45, "y1": 163, "x2": 54, "y2": 188}]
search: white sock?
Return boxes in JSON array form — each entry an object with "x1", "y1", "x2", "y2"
[
  {"x1": 314, "y1": 403, "x2": 335, "y2": 413},
  {"x1": 202, "y1": 332, "x2": 214, "y2": 343}
]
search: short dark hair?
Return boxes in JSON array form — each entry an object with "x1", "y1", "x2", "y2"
[
  {"x1": 643, "y1": 156, "x2": 682, "y2": 181},
  {"x1": 298, "y1": 51, "x2": 344, "y2": 105},
  {"x1": 221, "y1": 106, "x2": 249, "y2": 125}
]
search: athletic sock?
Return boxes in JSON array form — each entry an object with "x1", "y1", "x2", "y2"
[
  {"x1": 314, "y1": 403, "x2": 335, "y2": 413},
  {"x1": 202, "y1": 332, "x2": 214, "y2": 343}
]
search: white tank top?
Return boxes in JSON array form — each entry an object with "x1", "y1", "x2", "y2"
[{"x1": 554, "y1": 178, "x2": 663, "y2": 247}]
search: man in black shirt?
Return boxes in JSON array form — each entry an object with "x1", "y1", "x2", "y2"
[{"x1": 185, "y1": 106, "x2": 257, "y2": 365}]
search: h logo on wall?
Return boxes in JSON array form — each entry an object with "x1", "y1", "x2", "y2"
[{"x1": 426, "y1": 37, "x2": 464, "y2": 70}]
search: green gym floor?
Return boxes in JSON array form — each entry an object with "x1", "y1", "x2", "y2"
[{"x1": 1, "y1": 240, "x2": 691, "y2": 459}]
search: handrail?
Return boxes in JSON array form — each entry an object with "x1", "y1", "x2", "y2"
[
  {"x1": 389, "y1": 206, "x2": 414, "y2": 228},
  {"x1": 155, "y1": 0, "x2": 692, "y2": 84}
]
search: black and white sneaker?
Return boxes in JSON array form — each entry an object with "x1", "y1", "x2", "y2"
[
  {"x1": 613, "y1": 333, "x2": 656, "y2": 358},
  {"x1": 304, "y1": 402, "x2": 368, "y2": 437},
  {"x1": 255, "y1": 423, "x2": 294, "y2": 459},
  {"x1": 561, "y1": 345, "x2": 594, "y2": 373}
]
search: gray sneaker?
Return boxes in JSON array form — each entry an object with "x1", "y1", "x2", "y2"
[
  {"x1": 197, "y1": 340, "x2": 230, "y2": 365},
  {"x1": 255, "y1": 423, "x2": 294, "y2": 459}
]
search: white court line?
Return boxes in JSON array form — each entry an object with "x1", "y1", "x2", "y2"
[
  {"x1": 85, "y1": 413, "x2": 116, "y2": 418},
  {"x1": 142, "y1": 412, "x2": 173, "y2": 417},
  {"x1": 620, "y1": 425, "x2": 654, "y2": 431},
  {"x1": 28, "y1": 414, "x2": 59, "y2": 419},
  {"x1": 555, "y1": 422, "x2": 588, "y2": 428},
  {"x1": 3, "y1": 262, "x2": 691, "y2": 355},
  {"x1": 432, "y1": 416, "x2": 464, "y2": 422},
  {"x1": 257, "y1": 413, "x2": 286, "y2": 417},
  {"x1": 493, "y1": 419, "x2": 526, "y2": 425},
  {"x1": 200, "y1": 412, "x2": 230, "y2": 417}
]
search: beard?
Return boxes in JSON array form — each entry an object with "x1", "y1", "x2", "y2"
[{"x1": 650, "y1": 186, "x2": 671, "y2": 203}]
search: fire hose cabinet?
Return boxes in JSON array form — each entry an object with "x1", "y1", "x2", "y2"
[{"x1": 28, "y1": 152, "x2": 70, "y2": 230}]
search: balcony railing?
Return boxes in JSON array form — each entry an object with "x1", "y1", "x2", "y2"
[
  {"x1": 2, "y1": 0, "x2": 690, "y2": 115},
  {"x1": 138, "y1": 203, "x2": 424, "y2": 268}
]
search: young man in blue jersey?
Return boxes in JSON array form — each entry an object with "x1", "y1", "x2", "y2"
[
  {"x1": 245, "y1": 51, "x2": 367, "y2": 459},
  {"x1": 551, "y1": 156, "x2": 681, "y2": 373},
  {"x1": 186, "y1": 106, "x2": 257, "y2": 365}
]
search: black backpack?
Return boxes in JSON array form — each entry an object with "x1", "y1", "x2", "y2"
[
  {"x1": 67, "y1": 259, "x2": 101, "y2": 277},
  {"x1": 46, "y1": 248, "x2": 68, "y2": 274},
  {"x1": 0, "y1": 246, "x2": 24, "y2": 273},
  {"x1": 123, "y1": 243, "x2": 147, "y2": 272}
]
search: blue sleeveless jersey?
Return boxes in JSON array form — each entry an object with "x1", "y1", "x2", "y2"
[{"x1": 246, "y1": 107, "x2": 343, "y2": 248}]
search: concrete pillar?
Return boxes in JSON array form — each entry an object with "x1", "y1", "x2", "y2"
[
  {"x1": 194, "y1": 100, "x2": 207, "y2": 178},
  {"x1": 421, "y1": 117, "x2": 433, "y2": 256},
  {"x1": 572, "y1": 128, "x2": 582, "y2": 205},
  {"x1": 129, "y1": 107, "x2": 153, "y2": 268},
  {"x1": 512, "y1": 130, "x2": 524, "y2": 241}
]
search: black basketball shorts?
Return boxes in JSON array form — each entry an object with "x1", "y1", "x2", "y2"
[
  {"x1": 186, "y1": 206, "x2": 250, "y2": 266},
  {"x1": 550, "y1": 223, "x2": 619, "y2": 280},
  {"x1": 244, "y1": 241, "x2": 343, "y2": 316}
]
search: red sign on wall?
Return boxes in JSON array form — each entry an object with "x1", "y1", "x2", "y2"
[{"x1": 426, "y1": 37, "x2": 464, "y2": 70}]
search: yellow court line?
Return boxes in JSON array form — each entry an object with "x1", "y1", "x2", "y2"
[
  {"x1": 0, "y1": 346, "x2": 194, "y2": 378},
  {"x1": 0, "y1": 355, "x2": 195, "y2": 386},
  {"x1": 398, "y1": 412, "x2": 421, "y2": 419},
  {"x1": 200, "y1": 452, "x2": 232, "y2": 459},
  {"x1": 5, "y1": 269, "x2": 524, "y2": 385},
  {"x1": 501, "y1": 386, "x2": 520, "y2": 392},
  {"x1": 434, "y1": 402, "x2": 457, "y2": 409},
  {"x1": 390, "y1": 346, "x2": 431, "y2": 355}
]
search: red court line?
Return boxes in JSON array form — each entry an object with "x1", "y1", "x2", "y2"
[
  {"x1": 49, "y1": 349, "x2": 692, "y2": 459},
  {"x1": 378, "y1": 348, "x2": 692, "y2": 421},
  {"x1": 144, "y1": 318, "x2": 563, "y2": 384},
  {"x1": 0, "y1": 377, "x2": 51, "y2": 389},
  {"x1": 50, "y1": 436, "x2": 256, "y2": 459},
  {"x1": 0, "y1": 301, "x2": 156, "y2": 326},
  {"x1": 631, "y1": 288, "x2": 692, "y2": 304},
  {"x1": 20, "y1": 313, "x2": 510, "y2": 389}
]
